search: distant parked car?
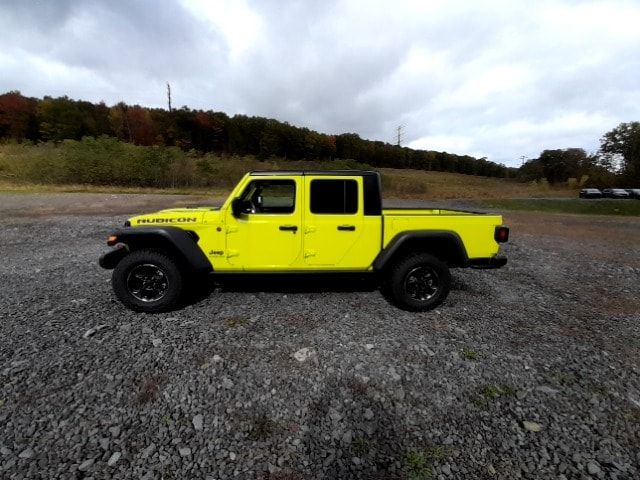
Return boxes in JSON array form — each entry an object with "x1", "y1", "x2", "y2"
[
  {"x1": 625, "y1": 188, "x2": 640, "y2": 199},
  {"x1": 602, "y1": 188, "x2": 631, "y2": 199},
  {"x1": 579, "y1": 188, "x2": 602, "y2": 199}
]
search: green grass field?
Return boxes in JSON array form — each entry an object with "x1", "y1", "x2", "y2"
[
  {"x1": 0, "y1": 139, "x2": 575, "y2": 200},
  {"x1": 481, "y1": 198, "x2": 640, "y2": 216},
  {"x1": 0, "y1": 181, "x2": 227, "y2": 196},
  {"x1": 0, "y1": 171, "x2": 574, "y2": 200},
  {"x1": 379, "y1": 168, "x2": 573, "y2": 199}
]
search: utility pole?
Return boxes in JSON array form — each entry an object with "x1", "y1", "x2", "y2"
[
  {"x1": 396, "y1": 124, "x2": 405, "y2": 147},
  {"x1": 166, "y1": 82, "x2": 172, "y2": 112},
  {"x1": 520, "y1": 155, "x2": 526, "y2": 166}
]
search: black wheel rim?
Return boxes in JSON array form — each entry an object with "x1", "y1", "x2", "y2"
[
  {"x1": 404, "y1": 266, "x2": 439, "y2": 301},
  {"x1": 126, "y1": 263, "x2": 169, "y2": 302}
]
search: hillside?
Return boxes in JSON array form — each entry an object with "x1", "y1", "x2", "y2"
[
  {"x1": 0, "y1": 91, "x2": 511, "y2": 178},
  {"x1": 0, "y1": 139, "x2": 568, "y2": 199}
]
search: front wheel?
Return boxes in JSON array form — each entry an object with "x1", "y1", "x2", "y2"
[
  {"x1": 112, "y1": 250, "x2": 184, "y2": 313},
  {"x1": 383, "y1": 253, "x2": 451, "y2": 311}
]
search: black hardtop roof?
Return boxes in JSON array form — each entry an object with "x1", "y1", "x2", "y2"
[{"x1": 249, "y1": 170, "x2": 379, "y2": 177}]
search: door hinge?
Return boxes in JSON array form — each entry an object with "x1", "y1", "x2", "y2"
[
  {"x1": 304, "y1": 250, "x2": 316, "y2": 258},
  {"x1": 226, "y1": 250, "x2": 239, "y2": 258},
  {"x1": 304, "y1": 225, "x2": 317, "y2": 234},
  {"x1": 226, "y1": 226, "x2": 238, "y2": 233}
]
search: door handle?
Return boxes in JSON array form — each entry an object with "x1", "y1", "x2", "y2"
[
  {"x1": 337, "y1": 225, "x2": 356, "y2": 231},
  {"x1": 279, "y1": 225, "x2": 298, "y2": 232}
]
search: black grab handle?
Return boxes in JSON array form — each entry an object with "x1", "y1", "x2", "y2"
[
  {"x1": 279, "y1": 225, "x2": 298, "y2": 232},
  {"x1": 337, "y1": 225, "x2": 356, "y2": 231}
]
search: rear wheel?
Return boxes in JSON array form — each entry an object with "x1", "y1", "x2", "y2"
[
  {"x1": 383, "y1": 253, "x2": 451, "y2": 311},
  {"x1": 112, "y1": 250, "x2": 184, "y2": 313}
]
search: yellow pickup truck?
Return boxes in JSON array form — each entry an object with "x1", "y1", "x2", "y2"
[{"x1": 99, "y1": 170, "x2": 508, "y2": 312}]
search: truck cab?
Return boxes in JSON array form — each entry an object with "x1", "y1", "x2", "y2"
[
  {"x1": 212, "y1": 171, "x2": 382, "y2": 271},
  {"x1": 100, "y1": 170, "x2": 508, "y2": 313}
]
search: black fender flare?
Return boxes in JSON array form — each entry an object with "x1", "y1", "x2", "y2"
[
  {"x1": 372, "y1": 231, "x2": 468, "y2": 271},
  {"x1": 98, "y1": 226, "x2": 212, "y2": 273}
]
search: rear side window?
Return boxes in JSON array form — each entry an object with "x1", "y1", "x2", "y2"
[{"x1": 310, "y1": 179, "x2": 358, "y2": 214}]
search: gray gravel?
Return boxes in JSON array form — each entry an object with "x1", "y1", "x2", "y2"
[{"x1": 1, "y1": 210, "x2": 640, "y2": 479}]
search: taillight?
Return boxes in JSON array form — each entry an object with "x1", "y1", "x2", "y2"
[
  {"x1": 107, "y1": 235, "x2": 118, "y2": 246},
  {"x1": 495, "y1": 226, "x2": 509, "y2": 243}
]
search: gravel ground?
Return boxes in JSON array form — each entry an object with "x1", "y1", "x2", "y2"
[{"x1": 1, "y1": 197, "x2": 640, "y2": 480}]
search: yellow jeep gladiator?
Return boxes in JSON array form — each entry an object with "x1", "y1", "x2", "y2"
[{"x1": 99, "y1": 170, "x2": 509, "y2": 312}]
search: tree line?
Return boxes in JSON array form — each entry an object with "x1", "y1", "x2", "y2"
[
  {"x1": 517, "y1": 122, "x2": 640, "y2": 187},
  {"x1": 0, "y1": 91, "x2": 509, "y2": 178},
  {"x1": 3, "y1": 91, "x2": 637, "y2": 187}
]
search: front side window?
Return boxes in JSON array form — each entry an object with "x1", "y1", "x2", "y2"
[
  {"x1": 310, "y1": 179, "x2": 358, "y2": 214},
  {"x1": 239, "y1": 180, "x2": 296, "y2": 214}
]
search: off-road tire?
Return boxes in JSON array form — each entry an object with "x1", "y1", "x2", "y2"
[
  {"x1": 383, "y1": 253, "x2": 451, "y2": 311},
  {"x1": 112, "y1": 249, "x2": 184, "y2": 313}
]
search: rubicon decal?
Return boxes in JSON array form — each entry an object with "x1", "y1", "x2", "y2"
[{"x1": 137, "y1": 217, "x2": 198, "y2": 224}]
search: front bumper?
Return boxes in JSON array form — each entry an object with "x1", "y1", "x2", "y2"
[
  {"x1": 98, "y1": 245, "x2": 128, "y2": 269},
  {"x1": 467, "y1": 256, "x2": 507, "y2": 269}
]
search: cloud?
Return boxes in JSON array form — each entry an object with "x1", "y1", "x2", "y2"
[
  {"x1": 0, "y1": 0, "x2": 228, "y2": 105},
  {"x1": 1, "y1": 0, "x2": 639, "y2": 166}
]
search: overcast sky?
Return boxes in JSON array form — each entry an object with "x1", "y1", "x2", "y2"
[{"x1": 1, "y1": 0, "x2": 639, "y2": 166}]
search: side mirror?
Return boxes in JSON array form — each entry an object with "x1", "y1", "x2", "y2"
[
  {"x1": 231, "y1": 198, "x2": 253, "y2": 217},
  {"x1": 231, "y1": 198, "x2": 243, "y2": 217}
]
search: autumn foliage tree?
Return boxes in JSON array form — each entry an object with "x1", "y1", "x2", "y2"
[
  {"x1": 0, "y1": 91, "x2": 38, "y2": 140},
  {"x1": 0, "y1": 91, "x2": 510, "y2": 177}
]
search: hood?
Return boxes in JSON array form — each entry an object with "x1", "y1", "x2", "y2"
[{"x1": 127, "y1": 207, "x2": 219, "y2": 227}]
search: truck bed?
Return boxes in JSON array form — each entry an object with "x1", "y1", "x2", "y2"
[
  {"x1": 382, "y1": 208, "x2": 503, "y2": 260},
  {"x1": 383, "y1": 207, "x2": 479, "y2": 216}
]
